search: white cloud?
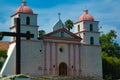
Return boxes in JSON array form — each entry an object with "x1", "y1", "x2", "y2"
[
  {"x1": 0, "y1": 0, "x2": 120, "y2": 44},
  {"x1": 32, "y1": 1, "x2": 120, "y2": 44}
]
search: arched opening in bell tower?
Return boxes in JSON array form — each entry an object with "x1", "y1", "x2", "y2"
[
  {"x1": 90, "y1": 37, "x2": 94, "y2": 45},
  {"x1": 90, "y1": 24, "x2": 93, "y2": 31},
  {"x1": 26, "y1": 16, "x2": 30, "y2": 25}
]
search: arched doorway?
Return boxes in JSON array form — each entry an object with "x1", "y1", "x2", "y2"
[{"x1": 59, "y1": 62, "x2": 67, "y2": 76}]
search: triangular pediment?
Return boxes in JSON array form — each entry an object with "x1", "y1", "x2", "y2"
[{"x1": 44, "y1": 28, "x2": 81, "y2": 41}]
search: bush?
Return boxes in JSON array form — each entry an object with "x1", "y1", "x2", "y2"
[{"x1": 102, "y1": 52, "x2": 120, "y2": 79}]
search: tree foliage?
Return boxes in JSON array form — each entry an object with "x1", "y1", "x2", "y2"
[
  {"x1": 38, "y1": 30, "x2": 46, "y2": 36},
  {"x1": 100, "y1": 30, "x2": 120, "y2": 79},
  {"x1": 0, "y1": 50, "x2": 7, "y2": 70},
  {"x1": 100, "y1": 30, "x2": 120, "y2": 57},
  {"x1": 0, "y1": 50, "x2": 7, "y2": 58},
  {"x1": 102, "y1": 52, "x2": 120, "y2": 79},
  {"x1": 0, "y1": 32, "x2": 3, "y2": 40},
  {"x1": 64, "y1": 19, "x2": 73, "y2": 31}
]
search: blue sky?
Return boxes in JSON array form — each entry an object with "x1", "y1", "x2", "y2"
[{"x1": 0, "y1": 0, "x2": 120, "y2": 44}]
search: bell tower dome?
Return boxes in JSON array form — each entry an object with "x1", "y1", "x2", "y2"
[
  {"x1": 16, "y1": 0, "x2": 33, "y2": 14},
  {"x1": 78, "y1": 10, "x2": 94, "y2": 22},
  {"x1": 10, "y1": 0, "x2": 39, "y2": 41},
  {"x1": 74, "y1": 9, "x2": 100, "y2": 45}
]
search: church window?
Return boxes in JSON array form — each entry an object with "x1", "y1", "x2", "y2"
[
  {"x1": 53, "y1": 65, "x2": 55, "y2": 68},
  {"x1": 26, "y1": 31, "x2": 30, "y2": 40},
  {"x1": 90, "y1": 24, "x2": 93, "y2": 31},
  {"x1": 71, "y1": 65, "x2": 74, "y2": 68},
  {"x1": 26, "y1": 17, "x2": 30, "y2": 25},
  {"x1": 59, "y1": 45, "x2": 64, "y2": 53},
  {"x1": 90, "y1": 37, "x2": 94, "y2": 45},
  {"x1": 40, "y1": 50, "x2": 42, "y2": 52},
  {"x1": 78, "y1": 25, "x2": 80, "y2": 32},
  {"x1": 14, "y1": 18, "x2": 17, "y2": 26},
  {"x1": 59, "y1": 47, "x2": 63, "y2": 52}
]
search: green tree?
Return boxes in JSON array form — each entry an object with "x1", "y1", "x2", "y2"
[
  {"x1": 65, "y1": 19, "x2": 73, "y2": 31},
  {"x1": 0, "y1": 32, "x2": 3, "y2": 40},
  {"x1": 0, "y1": 50, "x2": 7, "y2": 58},
  {"x1": 0, "y1": 50, "x2": 7, "y2": 70},
  {"x1": 38, "y1": 30, "x2": 46, "y2": 36},
  {"x1": 100, "y1": 30, "x2": 120, "y2": 79},
  {"x1": 100, "y1": 30, "x2": 120, "y2": 57},
  {"x1": 102, "y1": 52, "x2": 120, "y2": 79}
]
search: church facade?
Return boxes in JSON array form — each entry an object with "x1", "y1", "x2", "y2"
[{"x1": 0, "y1": 1, "x2": 103, "y2": 78}]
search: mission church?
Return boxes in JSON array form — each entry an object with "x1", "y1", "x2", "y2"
[{"x1": 0, "y1": 1, "x2": 102, "y2": 78}]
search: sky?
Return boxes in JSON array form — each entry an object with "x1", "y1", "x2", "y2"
[{"x1": 0, "y1": 0, "x2": 120, "y2": 44}]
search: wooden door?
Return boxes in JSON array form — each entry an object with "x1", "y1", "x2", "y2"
[{"x1": 59, "y1": 63, "x2": 67, "y2": 76}]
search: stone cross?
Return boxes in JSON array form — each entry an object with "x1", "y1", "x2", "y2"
[{"x1": 0, "y1": 18, "x2": 34, "y2": 74}]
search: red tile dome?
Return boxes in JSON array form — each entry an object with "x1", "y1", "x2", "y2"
[
  {"x1": 78, "y1": 10, "x2": 94, "y2": 22},
  {"x1": 16, "y1": 1, "x2": 33, "y2": 14}
]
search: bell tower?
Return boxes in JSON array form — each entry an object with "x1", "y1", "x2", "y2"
[
  {"x1": 74, "y1": 10, "x2": 100, "y2": 45},
  {"x1": 10, "y1": 0, "x2": 38, "y2": 41},
  {"x1": 74, "y1": 10, "x2": 102, "y2": 78}
]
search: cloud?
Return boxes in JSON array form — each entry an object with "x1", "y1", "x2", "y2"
[{"x1": 0, "y1": 0, "x2": 120, "y2": 44}]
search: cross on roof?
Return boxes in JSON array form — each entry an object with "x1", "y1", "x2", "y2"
[
  {"x1": 22, "y1": 0, "x2": 26, "y2": 6},
  {"x1": 58, "y1": 12, "x2": 61, "y2": 20}
]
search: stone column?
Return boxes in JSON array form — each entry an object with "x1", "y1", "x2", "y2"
[
  {"x1": 44, "y1": 42, "x2": 47, "y2": 75},
  {"x1": 49, "y1": 43, "x2": 53, "y2": 75}
]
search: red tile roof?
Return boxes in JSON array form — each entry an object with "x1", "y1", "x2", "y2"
[{"x1": 0, "y1": 42, "x2": 9, "y2": 50}]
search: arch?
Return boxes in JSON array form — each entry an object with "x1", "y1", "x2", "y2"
[
  {"x1": 90, "y1": 37, "x2": 94, "y2": 45},
  {"x1": 90, "y1": 24, "x2": 93, "y2": 31},
  {"x1": 26, "y1": 16, "x2": 30, "y2": 25},
  {"x1": 59, "y1": 62, "x2": 67, "y2": 76}
]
